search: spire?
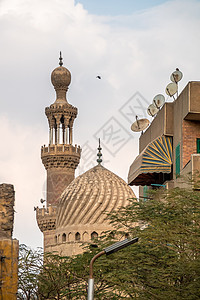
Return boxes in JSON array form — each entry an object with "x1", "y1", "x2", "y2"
[
  {"x1": 59, "y1": 51, "x2": 63, "y2": 66},
  {"x1": 97, "y1": 138, "x2": 102, "y2": 165}
]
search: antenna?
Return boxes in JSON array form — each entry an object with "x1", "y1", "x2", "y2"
[
  {"x1": 131, "y1": 116, "x2": 150, "y2": 132},
  {"x1": 165, "y1": 82, "x2": 178, "y2": 100},
  {"x1": 147, "y1": 104, "x2": 159, "y2": 117},
  {"x1": 153, "y1": 94, "x2": 165, "y2": 109}
]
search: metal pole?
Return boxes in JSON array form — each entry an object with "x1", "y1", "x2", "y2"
[
  {"x1": 87, "y1": 279, "x2": 94, "y2": 300},
  {"x1": 87, "y1": 250, "x2": 105, "y2": 300},
  {"x1": 87, "y1": 238, "x2": 138, "y2": 299}
]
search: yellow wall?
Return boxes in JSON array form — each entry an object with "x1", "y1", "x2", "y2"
[{"x1": 0, "y1": 239, "x2": 19, "y2": 300}]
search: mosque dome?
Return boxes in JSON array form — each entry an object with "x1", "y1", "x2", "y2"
[{"x1": 56, "y1": 164, "x2": 135, "y2": 228}]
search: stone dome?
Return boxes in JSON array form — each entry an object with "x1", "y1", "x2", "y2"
[
  {"x1": 56, "y1": 164, "x2": 135, "y2": 228},
  {"x1": 51, "y1": 66, "x2": 71, "y2": 91}
]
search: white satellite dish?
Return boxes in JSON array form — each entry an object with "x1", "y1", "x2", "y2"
[
  {"x1": 147, "y1": 104, "x2": 159, "y2": 117},
  {"x1": 170, "y1": 68, "x2": 183, "y2": 83},
  {"x1": 153, "y1": 94, "x2": 165, "y2": 109},
  {"x1": 131, "y1": 116, "x2": 150, "y2": 132},
  {"x1": 165, "y1": 82, "x2": 178, "y2": 100}
]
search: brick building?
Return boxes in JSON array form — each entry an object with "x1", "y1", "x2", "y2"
[{"x1": 128, "y1": 81, "x2": 200, "y2": 196}]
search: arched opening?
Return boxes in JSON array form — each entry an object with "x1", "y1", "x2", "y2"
[
  {"x1": 75, "y1": 232, "x2": 81, "y2": 241},
  {"x1": 62, "y1": 233, "x2": 66, "y2": 242},
  {"x1": 83, "y1": 231, "x2": 89, "y2": 241},
  {"x1": 68, "y1": 232, "x2": 73, "y2": 242},
  {"x1": 54, "y1": 235, "x2": 57, "y2": 244},
  {"x1": 91, "y1": 231, "x2": 98, "y2": 240}
]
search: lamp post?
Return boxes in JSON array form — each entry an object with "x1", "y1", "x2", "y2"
[{"x1": 87, "y1": 237, "x2": 139, "y2": 300}]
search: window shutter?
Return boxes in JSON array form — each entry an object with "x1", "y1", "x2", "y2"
[
  {"x1": 197, "y1": 138, "x2": 200, "y2": 153},
  {"x1": 143, "y1": 185, "x2": 148, "y2": 201},
  {"x1": 175, "y1": 144, "x2": 180, "y2": 177}
]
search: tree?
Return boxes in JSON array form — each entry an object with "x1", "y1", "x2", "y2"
[
  {"x1": 18, "y1": 244, "x2": 43, "y2": 299},
  {"x1": 38, "y1": 253, "x2": 79, "y2": 300},
  {"x1": 18, "y1": 183, "x2": 200, "y2": 299},
  {"x1": 104, "y1": 184, "x2": 200, "y2": 299}
]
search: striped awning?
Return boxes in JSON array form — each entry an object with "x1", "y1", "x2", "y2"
[{"x1": 128, "y1": 136, "x2": 173, "y2": 186}]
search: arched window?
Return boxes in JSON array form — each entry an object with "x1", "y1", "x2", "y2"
[
  {"x1": 91, "y1": 231, "x2": 98, "y2": 240},
  {"x1": 54, "y1": 235, "x2": 57, "y2": 244},
  {"x1": 62, "y1": 233, "x2": 66, "y2": 242},
  {"x1": 75, "y1": 232, "x2": 81, "y2": 241},
  {"x1": 83, "y1": 232, "x2": 89, "y2": 241},
  {"x1": 68, "y1": 232, "x2": 73, "y2": 242}
]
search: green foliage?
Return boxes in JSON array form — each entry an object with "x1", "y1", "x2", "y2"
[
  {"x1": 18, "y1": 244, "x2": 43, "y2": 299},
  {"x1": 18, "y1": 185, "x2": 200, "y2": 299},
  {"x1": 106, "y1": 186, "x2": 200, "y2": 299},
  {"x1": 38, "y1": 253, "x2": 79, "y2": 299}
]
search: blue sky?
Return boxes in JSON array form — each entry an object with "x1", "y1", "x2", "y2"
[{"x1": 76, "y1": 0, "x2": 169, "y2": 15}]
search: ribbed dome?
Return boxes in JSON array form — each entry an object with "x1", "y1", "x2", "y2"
[{"x1": 56, "y1": 164, "x2": 135, "y2": 228}]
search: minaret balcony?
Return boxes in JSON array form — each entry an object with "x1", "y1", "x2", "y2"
[
  {"x1": 36, "y1": 206, "x2": 57, "y2": 232},
  {"x1": 41, "y1": 144, "x2": 81, "y2": 156},
  {"x1": 41, "y1": 144, "x2": 81, "y2": 170}
]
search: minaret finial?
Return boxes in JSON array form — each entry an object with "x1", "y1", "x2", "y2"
[
  {"x1": 97, "y1": 138, "x2": 102, "y2": 165},
  {"x1": 59, "y1": 51, "x2": 63, "y2": 66}
]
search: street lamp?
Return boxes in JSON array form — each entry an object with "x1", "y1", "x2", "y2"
[{"x1": 87, "y1": 237, "x2": 139, "y2": 300}]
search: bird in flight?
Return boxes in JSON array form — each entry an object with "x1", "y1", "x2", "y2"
[{"x1": 96, "y1": 75, "x2": 101, "y2": 79}]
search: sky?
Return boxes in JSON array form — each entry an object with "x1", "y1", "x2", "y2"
[{"x1": 0, "y1": 0, "x2": 200, "y2": 248}]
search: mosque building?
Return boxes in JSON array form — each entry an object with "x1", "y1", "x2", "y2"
[{"x1": 36, "y1": 55, "x2": 135, "y2": 256}]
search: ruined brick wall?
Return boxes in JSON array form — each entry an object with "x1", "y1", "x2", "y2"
[
  {"x1": 182, "y1": 120, "x2": 200, "y2": 168},
  {"x1": 0, "y1": 184, "x2": 18, "y2": 299},
  {"x1": 0, "y1": 184, "x2": 15, "y2": 239}
]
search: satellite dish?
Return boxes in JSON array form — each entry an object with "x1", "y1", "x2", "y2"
[
  {"x1": 131, "y1": 116, "x2": 150, "y2": 132},
  {"x1": 165, "y1": 82, "x2": 178, "y2": 98},
  {"x1": 147, "y1": 104, "x2": 159, "y2": 117},
  {"x1": 153, "y1": 94, "x2": 165, "y2": 108},
  {"x1": 170, "y1": 68, "x2": 183, "y2": 83}
]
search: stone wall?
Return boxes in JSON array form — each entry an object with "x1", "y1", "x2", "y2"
[
  {"x1": 0, "y1": 184, "x2": 15, "y2": 238},
  {"x1": 0, "y1": 184, "x2": 18, "y2": 299}
]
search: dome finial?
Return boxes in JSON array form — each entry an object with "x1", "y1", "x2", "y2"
[
  {"x1": 59, "y1": 51, "x2": 63, "y2": 66},
  {"x1": 97, "y1": 138, "x2": 102, "y2": 165}
]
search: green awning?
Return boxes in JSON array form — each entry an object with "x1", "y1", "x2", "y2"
[{"x1": 128, "y1": 136, "x2": 173, "y2": 186}]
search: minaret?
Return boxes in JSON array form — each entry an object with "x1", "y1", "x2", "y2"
[
  {"x1": 41, "y1": 53, "x2": 81, "y2": 206},
  {"x1": 36, "y1": 54, "x2": 81, "y2": 251}
]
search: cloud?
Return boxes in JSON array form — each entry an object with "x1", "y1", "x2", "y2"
[{"x1": 0, "y1": 0, "x2": 199, "y2": 247}]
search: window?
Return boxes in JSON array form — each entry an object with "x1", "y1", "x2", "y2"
[
  {"x1": 75, "y1": 232, "x2": 81, "y2": 241},
  {"x1": 175, "y1": 143, "x2": 180, "y2": 177},
  {"x1": 62, "y1": 233, "x2": 66, "y2": 242},
  {"x1": 143, "y1": 185, "x2": 148, "y2": 201},
  {"x1": 91, "y1": 231, "x2": 98, "y2": 240},
  {"x1": 197, "y1": 138, "x2": 200, "y2": 153}
]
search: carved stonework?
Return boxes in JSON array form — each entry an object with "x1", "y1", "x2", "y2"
[
  {"x1": 41, "y1": 145, "x2": 81, "y2": 170},
  {"x1": 45, "y1": 104, "x2": 77, "y2": 118},
  {"x1": 36, "y1": 206, "x2": 57, "y2": 232}
]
